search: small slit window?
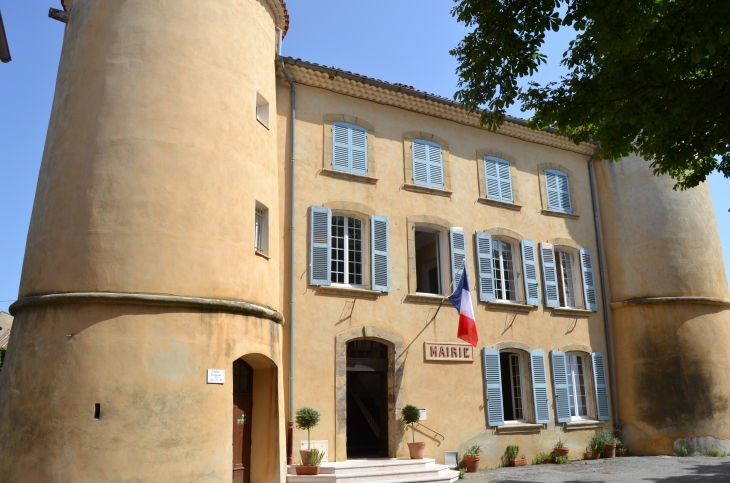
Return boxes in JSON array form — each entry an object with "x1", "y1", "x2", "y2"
[
  {"x1": 256, "y1": 92, "x2": 269, "y2": 128},
  {"x1": 254, "y1": 202, "x2": 269, "y2": 256}
]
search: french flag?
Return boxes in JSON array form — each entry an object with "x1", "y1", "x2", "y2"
[{"x1": 448, "y1": 264, "x2": 479, "y2": 347}]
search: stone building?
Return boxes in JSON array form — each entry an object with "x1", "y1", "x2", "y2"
[{"x1": 1, "y1": 0, "x2": 728, "y2": 482}]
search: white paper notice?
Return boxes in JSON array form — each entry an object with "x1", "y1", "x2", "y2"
[{"x1": 207, "y1": 369, "x2": 225, "y2": 384}]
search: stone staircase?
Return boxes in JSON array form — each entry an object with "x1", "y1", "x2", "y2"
[{"x1": 286, "y1": 458, "x2": 459, "y2": 483}]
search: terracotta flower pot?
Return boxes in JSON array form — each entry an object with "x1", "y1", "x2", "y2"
[
  {"x1": 583, "y1": 453, "x2": 600, "y2": 460},
  {"x1": 299, "y1": 449, "x2": 311, "y2": 466},
  {"x1": 509, "y1": 458, "x2": 527, "y2": 467},
  {"x1": 616, "y1": 451, "x2": 627, "y2": 457},
  {"x1": 541, "y1": 456, "x2": 552, "y2": 464},
  {"x1": 602, "y1": 444, "x2": 616, "y2": 459},
  {"x1": 553, "y1": 447, "x2": 570, "y2": 457},
  {"x1": 408, "y1": 442, "x2": 426, "y2": 459},
  {"x1": 295, "y1": 466, "x2": 321, "y2": 476},
  {"x1": 463, "y1": 455, "x2": 481, "y2": 473}
]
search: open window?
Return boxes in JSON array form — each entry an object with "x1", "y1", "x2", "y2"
[
  {"x1": 475, "y1": 233, "x2": 540, "y2": 306},
  {"x1": 540, "y1": 243, "x2": 597, "y2": 311},
  {"x1": 414, "y1": 226, "x2": 466, "y2": 296},
  {"x1": 254, "y1": 202, "x2": 269, "y2": 256},
  {"x1": 550, "y1": 350, "x2": 610, "y2": 423},
  {"x1": 500, "y1": 351, "x2": 527, "y2": 423},
  {"x1": 256, "y1": 92, "x2": 270, "y2": 128}
]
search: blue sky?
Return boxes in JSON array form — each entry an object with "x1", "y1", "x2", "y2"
[{"x1": 1, "y1": 1, "x2": 728, "y2": 309}]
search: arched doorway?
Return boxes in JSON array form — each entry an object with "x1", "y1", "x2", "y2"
[
  {"x1": 233, "y1": 359, "x2": 253, "y2": 483},
  {"x1": 346, "y1": 339, "x2": 389, "y2": 458}
]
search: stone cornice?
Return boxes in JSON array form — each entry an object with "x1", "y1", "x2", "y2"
[
  {"x1": 10, "y1": 292, "x2": 284, "y2": 323},
  {"x1": 279, "y1": 58, "x2": 596, "y2": 156},
  {"x1": 611, "y1": 296, "x2": 730, "y2": 309}
]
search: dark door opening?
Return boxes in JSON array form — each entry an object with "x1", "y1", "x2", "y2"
[
  {"x1": 346, "y1": 340, "x2": 389, "y2": 458},
  {"x1": 233, "y1": 359, "x2": 253, "y2": 483}
]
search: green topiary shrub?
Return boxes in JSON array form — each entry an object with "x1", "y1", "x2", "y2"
[
  {"x1": 295, "y1": 406, "x2": 321, "y2": 450},
  {"x1": 401, "y1": 404, "x2": 421, "y2": 443}
]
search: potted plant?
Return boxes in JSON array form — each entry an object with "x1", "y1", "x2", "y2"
[
  {"x1": 402, "y1": 404, "x2": 425, "y2": 459},
  {"x1": 553, "y1": 438, "x2": 570, "y2": 458},
  {"x1": 463, "y1": 444, "x2": 482, "y2": 473},
  {"x1": 616, "y1": 442, "x2": 628, "y2": 457},
  {"x1": 583, "y1": 433, "x2": 603, "y2": 460},
  {"x1": 295, "y1": 406, "x2": 321, "y2": 466},
  {"x1": 532, "y1": 452, "x2": 552, "y2": 465},
  {"x1": 596, "y1": 428, "x2": 617, "y2": 459},
  {"x1": 296, "y1": 448, "x2": 324, "y2": 476},
  {"x1": 505, "y1": 445, "x2": 526, "y2": 467}
]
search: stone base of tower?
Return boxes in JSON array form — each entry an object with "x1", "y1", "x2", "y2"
[
  {"x1": 613, "y1": 301, "x2": 730, "y2": 455},
  {"x1": 0, "y1": 303, "x2": 285, "y2": 483}
]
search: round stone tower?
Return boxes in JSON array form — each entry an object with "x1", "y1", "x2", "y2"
[
  {"x1": 0, "y1": 1, "x2": 289, "y2": 481},
  {"x1": 595, "y1": 153, "x2": 730, "y2": 455}
]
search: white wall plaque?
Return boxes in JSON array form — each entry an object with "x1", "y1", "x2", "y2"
[
  {"x1": 419, "y1": 408, "x2": 428, "y2": 421},
  {"x1": 300, "y1": 440, "x2": 328, "y2": 462},
  {"x1": 207, "y1": 369, "x2": 225, "y2": 384}
]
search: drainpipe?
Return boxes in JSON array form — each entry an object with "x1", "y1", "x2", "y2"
[
  {"x1": 278, "y1": 29, "x2": 297, "y2": 466},
  {"x1": 587, "y1": 147, "x2": 619, "y2": 427}
]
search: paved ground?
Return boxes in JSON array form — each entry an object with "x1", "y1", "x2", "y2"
[{"x1": 464, "y1": 456, "x2": 730, "y2": 482}]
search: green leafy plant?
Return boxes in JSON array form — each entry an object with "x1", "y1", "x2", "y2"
[
  {"x1": 680, "y1": 446, "x2": 689, "y2": 457},
  {"x1": 711, "y1": 449, "x2": 721, "y2": 457},
  {"x1": 554, "y1": 439, "x2": 565, "y2": 449},
  {"x1": 458, "y1": 468, "x2": 467, "y2": 479},
  {"x1": 307, "y1": 448, "x2": 325, "y2": 467},
  {"x1": 616, "y1": 442, "x2": 628, "y2": 453},
  {"x1": 505, "y1": 445, "x2": 520, "y2": 460},
  {"x1": 236, "y1": 414, "x2": 246, "y2": 425},
  {"x1": 295, "y1": 406, "x2": 321, "y2": 450},
  {"x1": 401, "y1": 405, "x2": 421, "y2": 443},
  {"x1": 464, "y1": 444, "x2": 482, "y2": 457},
  {"x1": 532, "y1": 452, "x2": 551, "y2": 465},
  {"x1": 554, "y1": 456, "x2": 568, "y2": 464}
]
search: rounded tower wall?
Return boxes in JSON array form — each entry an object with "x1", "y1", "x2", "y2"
[{"x1": 20, "y1": 0, "x2": 282, "y2": 310}]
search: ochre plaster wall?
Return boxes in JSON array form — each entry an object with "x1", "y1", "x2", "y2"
[
  {"x1": 277, "y1": 83, "x2": 612, "y2": 468},
  {"x1": 595, "y1": 154, "x2": 730, "y2": 454}
]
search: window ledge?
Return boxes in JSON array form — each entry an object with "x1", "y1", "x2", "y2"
[
  {"x1": 405, "y1": 293, "x2": 448, "y2": 305},
  {"x1": 319, "y1": 286, "x2": 383, "y2": 299},
  {"x1": 496, "y1": 423, "x2": 543, "y2": 434},
  {"x1": 552, "y1": 307, "x2": 593, "y2": 317},
  {"x1": 564, "y1": 420, "x2": 606, "y2": 431},
  {"x1": 254, "y1": 250, "x2": 270, "y2": 260},
  {"x1": 402, "y1": 184, "x2": 453, "y2": 197},
  {"x1": 541, "y1": 209, "x2": 579, "y2": 220},
  {"x1": 477, "y1": 197, "x2": 522, "y2": 212},
  {"x1": 486, "y1": 301, "x2": 536, "y2": 313},
  {"x1": 321, "y1": 168, "x2": 379, "y2": 185}
]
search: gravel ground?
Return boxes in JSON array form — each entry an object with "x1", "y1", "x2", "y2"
[{"x1": 463, "y1": 456, "x2": 730, "y2": 482}]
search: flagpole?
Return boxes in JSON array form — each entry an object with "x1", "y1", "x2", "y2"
[{"x1": 431, "y1": 258, "x2": 467, "y2": 321}]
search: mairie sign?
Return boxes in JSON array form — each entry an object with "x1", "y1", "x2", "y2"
[{"x1": 424, "y1": 342, "x2": 474, "y2": 362}]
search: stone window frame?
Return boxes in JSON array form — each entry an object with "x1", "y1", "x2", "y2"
[
  {"x1": 405, "y1": 215, "x2": 454, "y2": 298},
  {"x1": 484, "y1": 227, "x2": 527, "y2": 305},
  {"x1": 537, "y1": 163, "x2": 579, "y2": 218},
  {"x1": 323, "y1": 201, "x2": 376, "y2": 290},
  {"x1": 476, "y1": 149, "x2": 522, "y2": 209},
  {"x1": 492, "y1": 341, "x2": 537, "y2": 424},
  {"x1": 403, "y1": 132, "x2": 452, "y2": 195},
  {"x1": 335, "y1": 326, "x2": 405, "y2": 461},
  {"x1": 322, "y1": 114, "x2": 377, "y2": 183},
  {"x1": 561, "y1": 350, "x2": 598, "y2": 422}
]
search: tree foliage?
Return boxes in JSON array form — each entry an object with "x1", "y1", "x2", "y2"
[{"x1": 451, "y1": 0, "x2": 730, "y2": 189}]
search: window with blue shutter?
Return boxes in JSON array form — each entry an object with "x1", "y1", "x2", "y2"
[
  {"x1": 332, "y1": 123, "x2": 368, "y2": 175},
  {"x1": 591, "y1": 352, "x2": 611, "y2": 421},
  {"x1": 475, "y1": 232, "x2": 495, "y2": 302},
  {"x1": 530, "y1": 350, "x2": 551, "y2": 424},
  {"x1": 539, "y1": 242, "x2": 560, "y2": 308},
  {"x1": 370, "y1": 215, "x2": 390, "y2": 292},
  {"x1": 545, "y1": 170, "x2": 572, "y2": 213},
  {"x1": 412, "y1": 140, "x2": 444, "y2": 189},
  {"x1": 579, "y1": 248, "x2": 598, "y2": 311},
  {"x1": 309, "y1": 206, "x2": 331, "y2": 286},
  {"x1": 550, "y1": 350, "x2": 572, "y2": 423},
  {"x1": 483, "y1": 348, "x2": 505, "y2": 427},
  {"x1": 520, "y1": 240, "x2": 540, "y2": 306},
  {"x1": 449, "y1": 228, "x2": 467, "y2": 291},
  {"x1": 484, "y1": 156, "x2": 513, "y2": 202}
]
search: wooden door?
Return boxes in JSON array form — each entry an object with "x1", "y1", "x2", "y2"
[{"x1": 233, "y1": 360, "x2": 253, "y2": 483}]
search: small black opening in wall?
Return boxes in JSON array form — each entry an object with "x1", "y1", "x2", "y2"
[{"x1": 94, "y1": 403, "x2": 100, "y2": 420}]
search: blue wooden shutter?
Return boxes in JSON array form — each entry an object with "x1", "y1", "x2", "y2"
[
  {"x1": 484, "y1": 156, "x2": 501, "y2": 200},
  {"x1": 520, "y1": 240, "x2": 540, "y2": 306},
  {"x1": 332, "y1": 123, "x2": 351, "y2": 172},
  {"x1": 475, "y1": 232, "x2": 495, "y2": 302},
  {"x1": 370, "y1": 215, "x2": 390, "y2": 292},
  {"x1": 546, "y1": 169, "x2": 571, "y2": 212},
  {"x1": 350, "y1": 126, "x2": 368, "y2": 175},
  {"x1": 483, "y1": 348, "x2": 504, "y2": 427},
  {"x1": 427, "y1": 143, "x2": 444, "y2": 189},
  {"x1": 579, "y1": 248, "x2": 598, "y2": 311},
  {"x1": 412, "y1": 141, "x2": 429, "y2": 186},
  {"x1": 550, "y1": 350, "x2": 571, "y2": 423},
  {"x1": 309, "y1": 206, "x2": 331, "y2": 286},
  {"x1": 556, "y1": 172, "x2": 572, "y2": 212},
  {"x1": 449, "y1": 228, "x2": 467, "y2": 292},
  {"x1": 591, "y1": 352, "x2": 611, "y2": 421},
  {"x1": 530, "y1": 350, "x2": 551, "y2": 424},
  {"x1": 496, "y1": 159, "x2": 513, "y2": 202},
  {"x1": 539, "y1": 242, "x2": 560, "y2": 308}
]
